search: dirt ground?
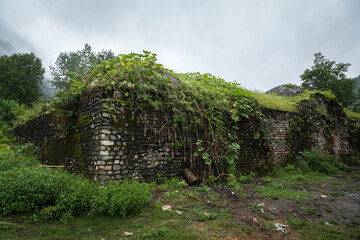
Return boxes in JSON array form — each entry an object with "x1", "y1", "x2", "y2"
[{"x1": 205, "y1": 168, "x2": 360, "y2": 239}]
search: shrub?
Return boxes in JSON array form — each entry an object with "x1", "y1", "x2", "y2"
[
  {"x1": 90, "y1": 180, "x2": 151, "y2": 217},
  {"x1": 0, "y1": 149, "x2": 151, "y2": 220},
  {"x1": 0, "y1": 99, "x2": 18, "y2": 126},
  {"x1": 295, "y1": 148, "x2": 346, "y2": 174},
  {"x1": 0, "y1": 167, "x2": 63, "y2": 215}
]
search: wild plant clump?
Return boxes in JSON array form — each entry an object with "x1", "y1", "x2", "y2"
[
  {"x1": 0, "y1": 145, "x2": 151, "y2": 222},
  {"x1": 53, "y1": 51, "x2": 263, "y2": 180},
  {"x1": 294, "y1": 148, "x2": 357, "y2": 174}
]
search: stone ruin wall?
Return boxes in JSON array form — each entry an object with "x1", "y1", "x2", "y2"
[
  {"x1": 79, "y1": 90, "x2": 184, "y2": 184},
  {"x1": 13, "y1": 91, "x2": 358, "y2": 184}
]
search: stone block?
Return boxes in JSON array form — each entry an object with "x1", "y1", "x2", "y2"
[
  {"x1": 113, "y1": 165, "x2": 121, "y2": 171},
  {"x1": 100, "y1": 151, "x2": 109, "y2": 156},
  {"x1": 97, "y1": 160, "x2": 105, "y2": 166},
  {"x1": 101, "y1": 140, "x2": 114, "y2": 146},
  {"x1": 100, "y1": 129, "x2": 111, "y2": 134}
]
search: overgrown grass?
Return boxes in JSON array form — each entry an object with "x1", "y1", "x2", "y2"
[
  {"x1": 12, "y1": 101, "x2": 52, "y2": 127},
  {"x1": 0, "y1": 143, "x2": 151, "y2": 222},
  {"x1": 345, "y1": 108, "x2": 360, "y2": 120},
  {"x1": 244, "y1": 90, "x2": 315, "y2": 112},
  {"x1": 294, "y1": 222, "x2": 360, "y2": 240},
  {"x1": 258, "y1": 149, "x2": 360, "y2": 201}
]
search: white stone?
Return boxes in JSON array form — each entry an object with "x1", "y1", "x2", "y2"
[
  {"x1": 100, "y1": 151, "x2": 109, "y2": 156},
  {"x1": 162, "y1": 205, "x2": 172, "y2": 211},
  {"x1": 123, "y1": 232, "x2": 133, "y2": 236},
  {"x1": 99, "y1": 165, "x2": 112, "y2": 171},
  {"x1": 97, "y1": 161, "x2": 105, "y2": 166},
  {"x1": 100, "y1": 156, "x2": 113, "y2": 160},
  {"x1": 100, "y1": 129, "x2": 111, "y2": 134},
  {"x1": 101, "y1": 140, "x2": 114, "y2": 146}
]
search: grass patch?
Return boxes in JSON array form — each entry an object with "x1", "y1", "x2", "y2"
[
  {"x1": 0, "y1": 144, "x2": 151, "y2": 222},
  {"x1": 345, "y1": 109, "x2": 360, "y2": 120},
  {"x1": 244, "y1": 90, "x2": 316, "y2": 112},
  {"x1": 257, "y1": 185, "x2": 312, "y2": 201},
  {"x1": 301, "y1": 207, "x2": 322, "y2": 217},
  {"x1": 287, "y1": 216, "x2": 308, "y2": 230},
  {"x1": 0, "y1": 144, "x2": 10, "y2": 154},
  {"x1": 295, "y1": 222, "x2": 360, "y2": 240}
]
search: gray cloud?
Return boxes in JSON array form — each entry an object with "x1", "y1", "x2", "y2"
[{"x1": 0, "y1": 0, "x2": 359, "y2": 91}]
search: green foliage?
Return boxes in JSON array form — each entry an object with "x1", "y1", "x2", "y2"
[
  {"x1": 295, "y1": 148, "x2": 349, "y2": 174},
  {"x1": 0, "y1": 99, "x2": 18, "y2": 126},
  {"x1": 301, "y1": 207, "x2": 322, "y2": 217},
  {"x1": 345, "y1": 109, "x2": 360, "y2": 119},
  {"x1": 0, "y1": 144, "x2": 151, "y2": 221},
  {"x1": 0, "y1": 53, "x2": 44, "y2": 105},
  {"x1": 50, "y1": 43, "x2": 115, "y2": 89},
  {"x1": 248, "y1": 204, "x2": 262, "y2": 213},
  {"x1": 53, "y1": 50, "x2": 259, "y2": 178},
  {"x1": 287, "y1": 216, "x2": 308, "y2": 229},
  {"x1": 0, "y1": 98, "x2": 51, "y2": 129},
  {"x1": 246, "y1": 90, "x2": 304, "y2": 112},
  {"x1": 300, "y1": 52, "x2": 357, "y2": 107},
  {"x1": 257, "y1": 185, "x2": 312, "y2": 201},
  {"x1": 142, "y1": 227, "x2": 169, "y2": 239},
  {"x1": 90, "y1": 180, "x2": 151, "y2": 217},
  {"x1": 155, "y1": 175, "x2": 185, "y2": 191},
  {"x1": 12, "y1": 101, "x2": 52, "y2": 127}
]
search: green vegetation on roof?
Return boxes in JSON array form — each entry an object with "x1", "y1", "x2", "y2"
[
  {"x1": 344, "y1": 109, "x2": 360, "y2": 120},
  {"x1": 244, "y1": 90, "x2": 311, "y2": 113}
]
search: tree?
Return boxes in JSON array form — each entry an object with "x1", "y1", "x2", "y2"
[
  {"x1": 351, "y1": 75, "x2": 360, "y2": 112},
  {"x1": 0, "y1": 53, "x2": 44, "y2": 105},
  {"x1": 300, "y1": 53, "x2": 357, "y2": 107},
  {"x1": 50, "y1": 44, "x2": 115, "y2": 89}
]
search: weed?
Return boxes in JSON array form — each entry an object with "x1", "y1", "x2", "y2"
[
  {"x1": 263, "y1": 212, "x2": 272, "y2": 220},
  {"x1": 226, "y1": 174, "x2": 244, "y2": 196},
  {"x1": 323, "y1": 206, "x2": 333, "y2": 213},
  {"x1": 142, "y1": 227, "x2": 169, "y2": 239},
  {"x1": 287, "y1": 216, "x2": 308, "y2": 229},
  {"x1": 257, "y1": 185, "x2": 312, "y2": 201},
  {"x1": 330, "y1": 191, "x2": 344, "y2": 197},
  {"x1": 156, "y1": 175, "x2": 185, "y2": 191},
  {"x1": 301, "y1": 207, "x2": 322, "y2": 217},
  {"x1": 0, "y1": 149, "x2": 151, "y2": 221},
  {"x1": 262, "y1": 176, "x2": 273, "y2": 183},
  {"x1": 248, "y1": 204, "x2": 262, "y2": 214}
]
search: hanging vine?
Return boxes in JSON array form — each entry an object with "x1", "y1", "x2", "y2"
[{"x1": 52, "y1": 51, "x2": 264, "y2": 181}]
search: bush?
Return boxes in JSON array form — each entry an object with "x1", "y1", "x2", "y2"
[
  {"x1": 0, "y1": 148, "x2": 151, "y2": 221},
  {"x1": 0, "y1": 99, "x2": 18, "y2": 126},
  {"x1": 295, "y1": 148, "x2": 350, "y2": 174},
  {"x1": 90, "y1": 180, "x2": 151, "y2": 217},
  {"x1": 0, "y1": 167, "x2": 63, "y2": 215}
]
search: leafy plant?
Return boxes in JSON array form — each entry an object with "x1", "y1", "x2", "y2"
[
  {"x1": 0, "y1": 145, "x2": 151, "y2": 221},
  {"x1": 52, "y1": 50, "x2": 261, "y2": 180},
  {"x1": 296, "y1": 148, "x2": 349, "y2": 174}
]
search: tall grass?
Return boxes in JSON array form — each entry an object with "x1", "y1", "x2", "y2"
[{"x1": 0, "y1": 144, "x2": 151, "y2": 222}]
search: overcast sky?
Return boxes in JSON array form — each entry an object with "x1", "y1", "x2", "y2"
[{"x1": 0, "y1": 0, "x2": 359, "y2": 91}]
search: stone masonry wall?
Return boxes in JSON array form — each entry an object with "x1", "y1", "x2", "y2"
[
  {"x1": 79, "y1": 90, "x2": 184, "y2": 184},
  {"x1": 13, "y1": 92, "x2": 357, "y2": 183},
  {"x1": 263, "y1": 109, "x2": 294, "y2": 165},
  {"x1": 13, "y1": 112, "x2": 56, "y2": 146},
  {"x1": 235, "y1": 109, "x2": 295, "y2": 173}
]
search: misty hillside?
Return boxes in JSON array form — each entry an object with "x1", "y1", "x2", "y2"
[{"x1": 0, "y1": 19, "x2": 34, "y2": 56}]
